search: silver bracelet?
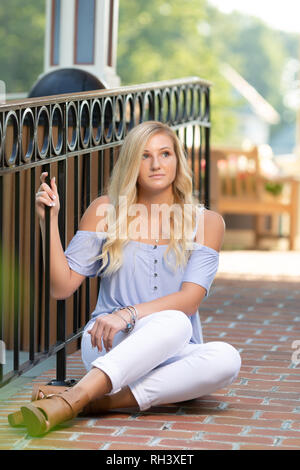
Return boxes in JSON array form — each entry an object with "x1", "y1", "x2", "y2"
[
  {"x1": 119, "y1": 306, "x2": 137, "y2": 325},
  {"x1": 113, "y1": 307, "x2": 135, "y2": 333},
  {"x1": 123, "y1": 307, "x2": 136, "y2": 329},
  {"x1": 126, "y1": 305, "x2": 139, "y2": 320}
]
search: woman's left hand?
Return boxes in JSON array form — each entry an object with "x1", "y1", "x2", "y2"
[{"x1": 87, "y1": 312, "x2": 128, "y2": 352}]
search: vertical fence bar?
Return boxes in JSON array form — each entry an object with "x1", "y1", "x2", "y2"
[
  {"x1": 109, "y1": 147, "x2": 114, "y2": 174},
  {"x1": 199, "y1": 125, "x2": 203, "y2": 203},
  {"x1": 50, "y1": 158, "x2": 69, "y2": 385},
  {"x1": 97, "y1": 149, "x2": 104, "y2": 296},
  {"x1": 83, "y1": 153, "x2": 91, "y2": 326},
  {"x1": 44, "y1": 164, "x2": 51, "y2": 352},
  {"x1": 204, "y1": 88, "x2": 210, "y2": 209},
  {"x1": 191, "y1": 125, "x2": 195, "y2": 193},
  {"x1": 73, "y1": 154, "x2": 80, "y2": 340},
  {"x1": 13, "y1": 171, "x2": 20, "y2": 372},
  {"x1": 29, "y1": 168, "x2": 36, "y2": 362},
  {"x1": 0, "y1": 78, "x2": 211, "y2": 387}
]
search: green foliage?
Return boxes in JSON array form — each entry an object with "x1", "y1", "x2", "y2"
[
  {"x1": 0, "y1": 0, "x2": 297, "y2": 146},
  {"x1": 0, "y1": 0, "x2": 45, "y2": 93},
  {"x1": 117, "y1": 0, "x2": 237, "y2": 144},
  {"x1": 205, "y1": 6, "x2": 298, "y2": 143},
  {"x1": 264, "y1": 181, "x2": 283, "y2": 196}
]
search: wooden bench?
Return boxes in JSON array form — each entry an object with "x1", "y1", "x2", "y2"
[{"x1": 210, "y1": 146, "x2": 299, "y2": 250}]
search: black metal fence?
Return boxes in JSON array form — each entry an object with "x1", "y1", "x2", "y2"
[{"x1": 0, "y1": 76, "x2": 211, "y2": 387}]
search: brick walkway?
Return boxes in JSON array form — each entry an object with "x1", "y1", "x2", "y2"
[{"x1": 1, "y1": 251, "x2": 300, "y2": 450}]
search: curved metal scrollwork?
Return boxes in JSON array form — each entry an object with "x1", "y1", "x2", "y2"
[
  {"x1": 124, "y1": 94, "x2": 134, "y2": 136},
  {"x1": 20, "y1": 108, "x2": 35, "y2": 163},
  {"x1": 67, "y1": 101, "x2": 78, "y2": 152},
  {"x1": 0, "y1": 76, "x2": 211, "y2": 389},
  {"x1": 3, "y1": 110, "x2": 19, "y2": 167},
  {"x1": 90, "y1": 98, "x2": 102, "y2": 145},
  {"x1": 79, "y1": 100, "x2": 90, "y2": 149},
  {"x1": 114, "y1": 95, "x2": 124, "y2": 141},
  {"x1": 51, "y1": 104, "x2": 64, "y2": 156},
  {"x1": 36, "y1": 106, "x2": 50, "y2": 159},
  {"x1": 102, "y1": 97, "x2": 114, "y2": 143},
  {"x1": 0, "y1": 77, "x2": 211, "y2": 169}
]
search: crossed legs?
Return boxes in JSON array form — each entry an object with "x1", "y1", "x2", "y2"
[
  {"x1": 79, "y1": 310, "x2": 241, "y2": 412},
  {"x1": 9, "y1": 310, "x2": 241, "y2": 435}
]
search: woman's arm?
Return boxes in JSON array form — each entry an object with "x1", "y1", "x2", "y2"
[
  {"x1": 133, "y1": 289, "x2": 204, "y2": 319},
  {"x1": 89, "y1": 209, "x2": 224, "y2": 352},
  {"x1": 36, "y1": 173, "x2": 84, "y2": 300},
  {"x1": 133, "y1": 210, "x2": 225, "y2": 320},
  {"x1": 37, "y1": 174, "x2": 109, "y2": 299}
]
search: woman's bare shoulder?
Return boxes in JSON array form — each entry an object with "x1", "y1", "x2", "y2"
[
  {"x1": 195, "y1": 208, "x2": 225, "y2": 252},
  {"x1": 78, "y1": 195, "x2": 111, "y2": 232}
]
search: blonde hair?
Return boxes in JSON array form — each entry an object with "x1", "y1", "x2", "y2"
[{"x1": 94, "y1": 121, "x2": 203, "y2": 277}]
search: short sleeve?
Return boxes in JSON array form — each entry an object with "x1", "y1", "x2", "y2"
[
  {"x1": 64, "y1": 230, "x2": 106, "y2": 278},
  {"x1": 181, "y1": 243, "x2": 219, "y2": 296}
]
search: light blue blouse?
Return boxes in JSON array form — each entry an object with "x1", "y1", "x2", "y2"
[{"x1": 64, "y1": 210, "x2": 219, "y2": 344}]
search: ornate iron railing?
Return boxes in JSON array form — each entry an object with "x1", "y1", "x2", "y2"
[{"x1": 0, "y1": 76, "x2": 211, "y2": 387}]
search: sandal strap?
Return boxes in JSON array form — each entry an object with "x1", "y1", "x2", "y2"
[
  {"x1": 31, "y1": 384, "x2": 70, "y2": 401},
  {"x1": 43, "y1": 388, "x2": 89, "y2": 419}
]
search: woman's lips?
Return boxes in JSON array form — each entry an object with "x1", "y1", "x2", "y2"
[{"x1": 149, "y1": 174, "x2": 165, "y2": 178}]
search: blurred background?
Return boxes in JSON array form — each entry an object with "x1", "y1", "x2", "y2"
[{"x1": 1, "y1": 0, "x2": 300, "y2": 253}]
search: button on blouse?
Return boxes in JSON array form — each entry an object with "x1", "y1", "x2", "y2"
[{"x1": 64, "y1": 207, "x2": 219, "y2": 345}]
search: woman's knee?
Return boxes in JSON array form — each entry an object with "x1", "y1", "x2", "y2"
[
  {"x1": 204, "y1": 341, "x2": 241, "y2": 384},
  {"x1": 159, "y1": 309, "x2": 193, "y2": 343}
]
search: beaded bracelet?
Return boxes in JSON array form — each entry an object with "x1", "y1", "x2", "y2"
[
  {"x1": 124, "y1": 306, "x2": 138, "y2": 329},
  {"x1": 125, "y1": 305, "x2": 138, "y2": 321},
  {"x1": 113, "y1": 307, "x2": 136, "y2": 333}
]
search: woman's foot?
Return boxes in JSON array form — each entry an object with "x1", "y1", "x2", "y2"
[
  {"x1": 20, "y1": 386, "x2": 90, "y2": 437},
  {"x1": 80, "y1": 386, "x2": 139, "y2": 416},
  {"x1": 8, "y1": 384, "x2": 71, "y2": 428}
]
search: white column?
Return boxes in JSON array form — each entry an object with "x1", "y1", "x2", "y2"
[
  {"x1": 44, "y1": 0, "x2": 120, "y2": 87},
  {"x1": 44, "y1": 0, "x2": 51, "y2": 72},
  {"x1": 59, "y1": 0, "x2": 75, "y2": 68},
  {"x1": 94, "y1": 0, "x2": 120, "y2": 87}
]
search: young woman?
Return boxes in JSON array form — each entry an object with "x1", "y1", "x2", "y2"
[{"x1": 9, "y1": 121, "x2": 241, "y2": 436}]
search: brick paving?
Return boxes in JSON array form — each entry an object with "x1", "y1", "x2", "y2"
[{"x1": 0, "y1": 251, "x2": 300, "y2": 450}]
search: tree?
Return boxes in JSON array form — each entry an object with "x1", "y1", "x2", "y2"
[
  {"x1": 205, "y1": 6, "x2": 298, "y2": 146},
  {"x1": 117, "y1": 0, "x2": 237, "y2": 144},
  {"x1": 0, "y1": 0, "x2": 45, "y2": 93}
]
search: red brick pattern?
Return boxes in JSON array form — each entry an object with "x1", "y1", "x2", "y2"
[{"x1": 1, "y1": 277, "x2": 300, "y2": 450}]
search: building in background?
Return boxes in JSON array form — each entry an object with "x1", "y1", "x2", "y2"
[
  {"x1": 222, "y1": 63, "x2": 280, "y2": 147},
  {"x1": 28, "y1": 0, "x2": 120, "y2": 97}
]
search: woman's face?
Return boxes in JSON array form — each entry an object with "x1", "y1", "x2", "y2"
[{"x1": 136, "y1": 132, "x2": 177, "y2": 197}]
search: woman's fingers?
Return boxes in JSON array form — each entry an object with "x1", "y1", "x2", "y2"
[
  {"x1": 36, "y1": 192, "x2": 56, "y2": 207},
  {"x1": 87, "y1": 316, "x2": 119, "y2": 352},
  {"x1": 102, "y1": 327, "x2": 114, "y2": 352},
  {"x1": 35, "y1": 172, "x2": 60, "y2": 219},
  {"x1": 39, "y1": 172, "x2": 55, "y2": 195},
  {"x1": 88, "y1": 321, "x2": 104, "y2": 352}
]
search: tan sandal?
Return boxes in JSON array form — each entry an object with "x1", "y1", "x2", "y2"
[
  {"x1": 20, "y1": 386, "x2": 89, "y2": 437},
  {"x1": 7, "y1": 384, "x2": 71, "y2": 428}
]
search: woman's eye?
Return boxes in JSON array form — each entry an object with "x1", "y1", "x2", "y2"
[
  {"x1": 162, "y1": 151, "x2": 170, "y2": 157},
  {"x1": 142, "y1": 153, "x2": 149, "y2": 159}
]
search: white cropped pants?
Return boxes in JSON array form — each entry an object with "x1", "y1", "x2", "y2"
[{"x1": 81, "y1": 310, "x2": 241, "y2": 411}]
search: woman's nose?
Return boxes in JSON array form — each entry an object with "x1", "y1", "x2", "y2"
[{"x1": 151, "y1": 155, "x2": 161, "y2": 169}]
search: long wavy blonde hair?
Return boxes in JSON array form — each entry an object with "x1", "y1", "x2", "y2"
[{"x1": 94, "y1": 121, "x2": 203, "y2": 277}]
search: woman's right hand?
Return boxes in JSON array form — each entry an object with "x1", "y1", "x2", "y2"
[{"x1": 35, "y1": 172, "x2": 60, "y2": 222}]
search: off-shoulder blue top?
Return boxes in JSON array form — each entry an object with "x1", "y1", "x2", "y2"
[{"x1": 64, "y1": 207, "x2": 219, "y2": 344}]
